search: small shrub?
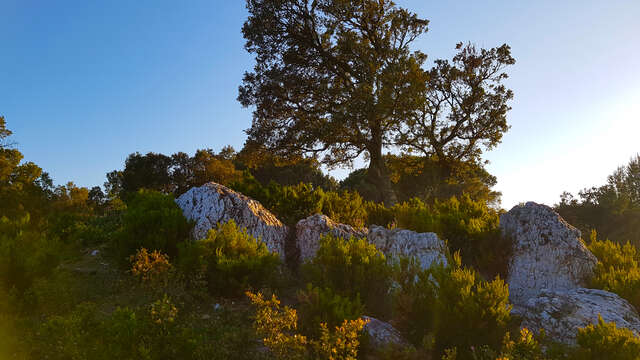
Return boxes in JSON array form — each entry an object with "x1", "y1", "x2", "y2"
[
  {"x1": 149, "y1": 294, "x2": 178, "y2": 326},
  {"x1": 302, "y1": 234, "x2": 393, "y2": 318},
  {"x1": 588, "y1": 231, "x2": 640, "y2": 310},
  {"x1": 231, "y1": 175, "x2": 324, "y2": 225},
  {"x1": 392, "y1": 253, "x2": 512, "y2": 359},
  {"x1": 130, "y1": 248, "x2": 172, "y2": 287},
  {"x1": 113, "y1": 189, "x2": 192, "y2": 265},
  {"x1": 314, "y1": 318, "x2": 368, "y2": 360},
  {"x1": 364, "y1": 200, "x2": 395, "y2": 227},
  {"x1": 367, "y1": 195, "x2": 509, "y2": 278},
  {"x1": 177, "y1": 220, "x2": 280, "y2": 296},
  {"x1": 321, "y1": 190, "x2": 368, "y2": 228},
  {"x1": 247, "y1": 291, "x2": 309, "y2": 360},
  {"x1": 247, "y1": 291, "x2": 368, "y2": 360},
  {"x1": 573, "y1": 315, "x2": 640, "y2": 360},
  {"x1": 297, "y1": 284, "x2": 364, "y2": 338},
  {"x1": 0, "y1": 214, "x2": 61, "y2": 293},
  {"x1": 500, "y1": 328, "x2": 544, "y2": 360}
]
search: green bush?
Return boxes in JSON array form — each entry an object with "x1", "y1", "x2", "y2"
[
  {"x1": 231, "y1": 174, "x2": 371, "y2": 227},
  {"x1": 112, "y1": 189, "x2": 192, "y2": 265},
  {"x1": 573, "y1": 315, "x2": 640, "y2": 360},
  {"x1": 588, "y1": 231, "x2": 640, "y2": 311},
  {"x1": 0, "y1": 214, "x2": 61, "y2": 293},
  {"x1": 302, "y1": 234, "x2": 393, "y2": 318},
  {"x1": 392, "y1": 253, "x2": 512, "y2": 359},
  {"x1": 177, "y1": 220, "x2": 281, "y2": 296},
  {"x1": 320, "y1": 190, "x2": 368, "y2": 228},
  {"x1": 297, "y1": 283, "x2": 364, "y2": 338},
  {"x1": 368, "y1": 195, "x2": 509, "y2": 278}
]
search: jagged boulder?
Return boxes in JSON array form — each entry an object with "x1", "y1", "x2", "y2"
[
  {"x1": 362, "y1": 316, "x2": 409, "y2": 349},
  {"x1": 515, "y1": 288, "x2": 640, "y2": 345},
  {"x1": 368, "y1": 226, "x2": 448, "y2": 270},
  {"x1": 501, "y1": 202, "x2": 597, "y2": 305},
  {"x1": 296, "y1": 214, "x2": 367, "y2": 261},
  {"x1": 176, "y1": 182, "x2": 288, "y2": 258}
]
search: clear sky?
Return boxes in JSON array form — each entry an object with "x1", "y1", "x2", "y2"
[{"x1": 1, "y1": 0, "x2": 639, "y2": 209}]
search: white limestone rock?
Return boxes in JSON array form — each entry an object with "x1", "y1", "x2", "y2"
[
  {"x1": 362, "y1": 316, "x2": 409, "y2": 349},
  {"x1": 501, "y1": 202, "x2": 597, "y2": 306},
  {"x1": 176, "y1": 182, "x2": 288, "y2": 258},
  {"x1": 296, "y1": 214, "x2": 367, "y2": 261},
  {"x1": 516, "y1": 288, "x2": 640, "y2": 345},
  {"x1": 368, "y1": 225, "x2": 448, "y2": 270}
]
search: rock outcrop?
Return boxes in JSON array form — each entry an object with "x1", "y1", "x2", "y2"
[
  {"x1": 515, "y1": 288, "x2": 640, "y2": 345},
  {"x1": 295, "y1": 214, "x2": 367, "y2": 261},
  {"x1": 362, "y1": 316, "x2": 408, "y2": 349},
  {"x1": 368, "y1": 226, "x2": 448, "y2": 270},
  {"x1": 501, "y1": 202, "x2": 597, "y2": 306},
  {"x1": 176, "y1": 182, "x2": 288, "y2": 258}
]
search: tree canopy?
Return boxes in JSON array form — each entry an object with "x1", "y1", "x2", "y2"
[
  {"x1": 239, "y1": 0, "x2": 514, "y2": 204},
  {"x1": 556, "y1": 154, "x2": 640, "y2": 247}
]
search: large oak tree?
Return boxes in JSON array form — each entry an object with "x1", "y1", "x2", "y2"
[{"x1": 239, "y1": 0, "x2": 514, "y2": 204}]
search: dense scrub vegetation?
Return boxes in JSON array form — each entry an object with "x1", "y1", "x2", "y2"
[
  {"x1": 588, "y1": 231, "x2": 640, "y2": 311},
  {"x1": 3, "y1": 111, "x2": 640, "y2": 359}
]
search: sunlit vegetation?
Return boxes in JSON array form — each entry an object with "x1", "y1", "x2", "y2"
[
  {"x1": 588, "y1": 231, "x2": 640, "y2": 311},
  {"x1": 556, "y1": 155, "x2": 640, "y2": 247},
  {"x1": 2, "y1": 0, "x2": 640, "y2": 357}
]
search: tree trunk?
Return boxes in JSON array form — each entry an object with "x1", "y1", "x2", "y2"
[{"x1": 366, "y1": 149, "x2": 398, "y2": 206}]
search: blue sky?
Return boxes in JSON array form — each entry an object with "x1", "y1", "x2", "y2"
[{"x1": 1, "y1": 0, "x2": 639, "y2": 209}]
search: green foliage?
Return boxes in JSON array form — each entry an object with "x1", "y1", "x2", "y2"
[
  {"x1": 177, "y1": 220, "x2": 280, "y2": 296},
  {"x1": 343, "y1": 155, "x2": 501, "y2": 206},
  {"x1": 240, "y1": 1, "x2": 513, "y2": 204},
  {"x1": 231, "y1": 174, "x2": 370, "y2": 227},
  {"x1": 499, "y1": 328, "x2": 545, "y2": 360},
  {"x1": 302, "y1": 234, "x2": 393, "y2": 318},
  {"x1": 320, "y1": 190, "x2": 368, "y2": 229},
  {"x1": 0, "y1": 214, "x2": 61, "y2": 293},
  {"x1": 369, "y1": 195, "x2": 509, "y2": 278},
  {"x1": 297, "y1": 284, "x2": 364, "y2": 338},
  {"x1": 392, "y1": 253, "x2": 512, "y2": 359},
  {"x1": 556, "y1": 154, "x2": 640, "y2": 247},
  {"x1": 113, "y1": 189, "x2": 192, "y2": 265},
  {"x1": 588, "y1": 231, "x2": 640, "y2": 311},
  {"x1": 247, "y1": 291, "x2": 368, "y2": 360},
  {"x1": 573, "y1": 315, "x2": 640, "y2": 360},
  {"x1": 29, "y1": 296, "x2": 267, "y2": 360}
]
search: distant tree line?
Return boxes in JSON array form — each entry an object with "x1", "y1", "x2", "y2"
[
  {"x1": 556, "y1": 155, "x2": 640, "y2": 247},
  {"x1": 104, "y1": 144, "x2": 500, "y2": 207}
]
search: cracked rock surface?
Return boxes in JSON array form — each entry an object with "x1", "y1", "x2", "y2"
[
  {"x1": 515, "y1": 288, "x2": 640, "y2": 345},
  {"x1": 176, "y1": 182, "x2": 288, "y2": 258},
  {"x1": 501, "y1": 202, "x2": 597, "y2": 306},
  {"x1": 368, "y1": 225, "x2": 448, "y2": 270},
  {"x1": 362, "y1": 316, "x2": 409, "y2": 349},
  {"x1": 296, "y1": 214, "x2": 367, "y2": 261}
]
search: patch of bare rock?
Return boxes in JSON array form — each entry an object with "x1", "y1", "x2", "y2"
[
  {"x1": 501, "y1": 202, "x2": 597, "y2": 305},
  {"x1": 295, "y1": 215, "x2": 448, "y2": 270},
  {"x1": 502, "y1": 202, "x2": 640, "y2": 345},
  {"x1": 176, "y1": 182, "x2": 288, "y2": 259},
  {"x1": 296, "y1": 214, "x2": 367, "y2": 261},
  {"x1": 515, "y1": 288, "x2": 640, "y2": 345}
]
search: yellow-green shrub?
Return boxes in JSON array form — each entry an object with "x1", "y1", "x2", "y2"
[
  {"x1": 573, "y1": 315, "x2": 640, "y2": 360},
  {"x1": 588, "y1": 231, "x2": 640, "y2": 311},
  {"x1": 297, "y1": 284, "x2": 364, "y2": 338},
  {"x1": 0, "y1": 214, "x2": 61, "y2": 293},
  {"x1": 302, "y1": 234, "x2": 393, "y2": 318},
  {"x1": 247, "y1": 291, "x2": 367, "y2": 360},
  {"x1": 392, "y1": 253, "x2": 512, "y2": 359},
  {"x1": 321, "y1": 190, "x2": 368, "y2": 229},
  {"x1": 177, "y1": 220, "x2": 280, "y2": 296},
  {"x1": 113, "y1": 189, "x2": 192, "y2": 265}
]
